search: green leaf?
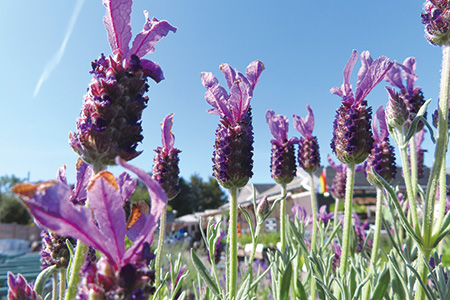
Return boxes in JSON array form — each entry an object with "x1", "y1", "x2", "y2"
[
  {"x1": 404, "y1": 99, "x2": 433, "y2": 143},
  {"x1": 349, "y1": 266, "x2": 357, "y2": 297},
  {"x1": 34, "y1": 265, "x2": 57, "y2": 296},
  {"x1": 371, "y1": 267, "x2": 390, "y2": 300},
  {"x1": 406, "y1": 264, "x2": 437, "y2": 300},
  {"x1": 190, "y1": 249, "x2": 222, "y2": 299},
  {"x1": 295, "y1": 279, "x2": 308, "y2": 300},
  {"x1": 351, "y1": 275, "x2": 370, "y2": 300},
  {"x1": 249, "y1": 262, "x2": 272, "y2": 290},
  {"x1": 239, "y1": 204, "x2": 255, "y2": 237},
  {"x1": 314, "y1": 277, "x2": 338, "y2": 300},
  {"x1": 388, "y1": 256, "x2": 408, "y2": 300},
  {"x1": 280, "y1": 258, "x2": 293, "y2": 300},
  {"x1": 372, "y1": 167, "x2": 423, "y2": 247},
  {"x1": 236, "y1": 274, "x2": 251, "y2": 300}
]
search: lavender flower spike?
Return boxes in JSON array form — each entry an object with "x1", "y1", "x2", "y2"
[
  {"x1": 153, "y1": 113, "x2": 181, "y2": 200},
  {"x1": 365, "y1": 106, "x2": 397, "y2": 186},
  {"x1": 294, "y1": 105, "x2": 320, "y2": 174},
  {"x1": 331, "y1": 50, "x2": 393, "y2": 165},
  {"x1": 202, "y1": 60, "x2": 264, "y2": 188},
  {"x1": 385, "y1": 57, "x2": 426, "y2": 131},
  {"x1": 13, "y1": 158, "x2": 167, "y2": 299},
  {"x1": 70, "y1": 0, "x2": 176, "y2": 169},
  {"x1": 266, "y1": 110, "x2": 298, "y2": 184},
  {"x1": 7, "y1": 272, "x2": 40, "y2": 300},
  {"x1": 422, "y1": 0, "x2": 450, "y2": 45}
]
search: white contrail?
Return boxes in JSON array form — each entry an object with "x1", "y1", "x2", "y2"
[{"x1": 33, "y1": 0, "x2": 85, "y2": 97}]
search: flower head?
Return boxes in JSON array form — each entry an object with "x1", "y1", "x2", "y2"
[
  {"x1": 409, "y1": 129, "x2": 427, "y2": 180},
  {"x1": 353, "y1": 214, "x2": 372, "y2": 252},
  {"x1": 7, "y1": 273, "x2": 40, "y2": 300},
  {"x1": 317, "y1": 205, "x2": 334, "y2": 226},
  {"x1": 294, "y1": 105, "x2": 320, "y2": 174},
  {"x1": 332, "y1": 241, "x2": 342, "y2": 273},
  {"x1": 291, "y1": 203, "x2": 312, "y2": 226},
  {"x1": 330, "y1": 50, "x2": 393, "y2": 165},
  {"x1": 70, "y1": 0, "x2": 176, "y2": 169},
  {"x1": 385, "y1": 58, "x2": 426, "y2": 131},
  {"x1": 422, "y1": 0, "x2": 450, "y2": 45},
  {"x1": 328, "y1": 155, "x2": 347, "y2": 200},
  {"x1": 266, "y1": 110, "x2": 298, "y2": 184},
  {"x1": 13, "y1": 158, "x2": 167, "y2": 299},
  {"x1": 202, "y1": 61, "x2": 264, "y2": 189},
  {"x1": 364, "y1": 106, "x2": 397, "y2": 186},
  {"x1": 152, "y1": 114, "x2": 181, "y2": 200}
]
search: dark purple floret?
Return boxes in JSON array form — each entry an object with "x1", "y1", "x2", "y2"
[
  {"x1": 298, "y1": 136, "x2": 320, "y2": 174},
  {"x1": 317, "y1": 205, "x2": 333, "y2": 226},
  {"x1": 212, "y1": 109, "x2": 254, "y2": 189},
  {"x1": 40, "y1": 230, "x2": 76, "y2": 269},
  {"x1": 270, "y1": 142, "x2": 297, "y2": 184},
  {"x1": 7, "y1": 272, "x2": 41, "y2": 300},
  {"x1": 402, "y1": 87, "x2": 427, "y2": 131},
  {"x1": 332, "y1": 241, "x2": 342, "y2": 273},
  {"x1": 432, "y1": 105, "x2": 450, "y2": 129},
  {"x1": 331, "y1": 101, "x2": 374, "y2": 165},
  {"x1": 153, "y1": 147, "x2": 181, "y2": 200},
  {"x1": 365, "y1": 138, "x2": 397, "y2": 186},
  {"x1": 331, "y1": 169, "x2": 346, "y2": 200},
  {"x1": 353, "y1": 214, "x2": 372, "y2": 253}
]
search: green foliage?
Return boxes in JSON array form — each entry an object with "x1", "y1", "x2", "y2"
[
  {"x1": 238, "y1": 231, "x2": 280, "y2": 248},
  {"x1": 0, "y1": 174, "x2": 30, "y2": 224}
]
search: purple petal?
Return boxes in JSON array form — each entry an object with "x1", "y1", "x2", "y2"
[
  {"x1": 372, "y1": 106, "x2": 388, "y2": 142},
  {"x1": 87, "y1": 171, "x2": 127, "y2": 265},
  {"x1": 266, "y1": 110, "x2": 288, "y2": 143},
  {"x1": 400, "y1": 57, "x2": 418, "y2": 92},
  {"x1": 140, "y1": 59, "x2": 164, "y2": 83},
  {"x1": 245, "y1": 60, "x2": 265, "y2": 90},
  {"x1": 293, "y1": 105, "x2": 314, "y2": 138},
  {"x1": 129, "y1": 11, "x2": 176, "y2": 59},
  {"x1": 161, "y1": 113, "x2": 175, "y2": 151},
  {"x1": 117, "y1": 172, "x2": 137, "y2": 203},
  {"x1": 228, "y1": 73, "x2": 252, "y2": 123},
  {"x1": 70, "y1": 158, "x2": 93, "y2": 204},
  {"x1": 220, "y1": 63, "x2": 236, "y2": 89},
  {"x1": 356, "y1": 51, "x2": 374, "y2": 88},
  {"x1": 355, "y1": 56, "x2": 393, "y2": 104},
  {"x1": 116, "y1": 158, "x2": 167, "y2": 264},
  {"x1": 385, "y1": 63, "x2": 405, "y2": 90},
  {"x1": 13, "y1": 181, "x2": 114, "y2": 265},
  {"x1": 327, "y1": 155, "x2": 342, "y2": 172},
  {"x1": 330, "y1": 50, "x2": 358, "y2": 103},
  {"x1": 57, "y1": 165, "x2": 68, "y2": 185},
  {"x1": 103, "y1": 0, "x2": 132, "y2": 57},
  {"x1": 201, "y1": 72, "x2": 232, "y2": 120}
]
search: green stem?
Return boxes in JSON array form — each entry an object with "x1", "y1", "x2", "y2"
[
  {"x1": 228, "y1": 187, "x2": 238, "y2": 300},
  {"x1": 59, "y1": 268, "x2": 66, "y2": 300},
  {"x1": 333, "y1": 197, "x2": 341, "y2": 231},
  {"x1": 155, "y1": 205, "x2": 168, "y2": 290},
  {"x1": 362, "y1": 188, "x2": 384, "y2": 300},
  {"x1": 436, "y1": 150, "x2": 448, "y2": 232},
  {"x1": 309, "y1": 174, "x2": 318, "y2": 299},
  {"x1": 414, "y1": 249, "x2": 432, "y2": 300},
  {"x1": 280, "y1": 183, "x2": 287, "y2": 253},
  {"x1": 64, "y1": 242, "x2": 88, "y2": 300},
  {"x1": 409, "y1": 139, "x2": 418, "y2": 201},
  {"x1": 339, "y1": 163, "x2": 355, "y2": 277},
  {"x1": 399, "y1": 143, "x2": 421, "y2": 235},
  {"x1": 52, "y1": 272, "x2": 58, "y2": 300},
  {"x1": 246, "y1": 221, "x2": 262, "y2": 283},
  {"x1": 414, "y1": 42, "x2": 450, "y2": 300}
]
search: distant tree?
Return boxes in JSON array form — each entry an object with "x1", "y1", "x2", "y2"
[{"x1": 0, "y1": 175, "x2": 30, "y2": 224}]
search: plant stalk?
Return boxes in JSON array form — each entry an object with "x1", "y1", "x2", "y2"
[
  {"x1": 155, "y1": 205, "x2": 168, "y2": 289},
  {"x1": 64, "y1": 242, "x2": 88, "y2": 300},
  {"x1": 228, "y1": 187, "x2": 238, "y2": 299},
  {"x1": 280, "y1": 183, "x2": 287, "y2": 253},
  {"x1": 339, "y1": 163, "x2": 355, "y2": 277}
]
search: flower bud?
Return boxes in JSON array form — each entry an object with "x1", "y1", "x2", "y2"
[
  {"x1": 422, "y1": 0, "x2": 450, "y2": 45},
  {"x1": 257, "y1": 196, "x2": 271, "y2": 220},
  {"x1": 385, "y1": 87, "x2": 410, "y2": 129}
]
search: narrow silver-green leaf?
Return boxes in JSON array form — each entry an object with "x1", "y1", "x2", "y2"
[
  {"x1": 34, "y1": 265, "x2": 57, "y2": 296},
  {"x1": 371, "y1": 267, "x2": 390, "y2": 300},
  {"x1": 190, "y1": 249, "x2": 222, "y2": 299}
]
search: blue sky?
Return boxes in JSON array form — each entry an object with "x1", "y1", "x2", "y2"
[{"x1": 0, "y1": 0, "x2": 444, "y2": 185}]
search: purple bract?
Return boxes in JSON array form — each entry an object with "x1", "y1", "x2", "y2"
[
  {"x1": 422, "y1": 0, "x2": 450, "y2": 45},
  {"x1": 294, "y1": 105, "x2": 320, "y2": 174}
]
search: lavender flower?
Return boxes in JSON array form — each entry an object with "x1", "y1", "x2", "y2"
[
  {"x1": 332, "y1": 241, "x2": 342, "y2": 273},
  {"x1": 201, "y1": 61, "x2": 264, "y2": 189},
  {"x1": 40, "y1": 230, "x2": 76, "y2": 269},
  {"x1": 364, "y1": 106, "x2": 397, "y2": 186},
  {"x1": 13, "y1": 158, "x2": 167, "y2": 299},
  {"x1": 291, "y1": 203, "x2": 312, "y2": 226},
  {"x1": 432, "y1": 102, "x2": 450, "y2": 129},
  {"x1": 330, "y1": 50, "x2": 393, "y2": 165},
  {"x1": 422, "y1": 0, "x2": 450, "y2": 45},
  {"x1": 385, "y1": 86, "x2": 410, "y2": 129},
  {"x1": 152, "y1": 114, "x2": 181, "y2": 200},
  {"x1": 257, "y1": 196, "x2": 271, "y2": 220},
  {"x1": 317, "y1": 205, "x2": 333, "y2": 226},
  {"x1": 328, "y1": 155, "x2": 347, "y2": 200},
  {"x1": 385, "y1": 58, "x2": 426, "y2": 131},
  {"x1": 353, "y1": 214, "x2": 372, "y2": 253},
  {"x1": 7, "y1": 273, "x2": 40, "y2": 300},
  {"x1": 266, "y1": 110, "x2": 298, "y2": 184},
  {"x1": 69, "y1": 0, "x2": 176, "y2": 169},
  {"x1": 293, "y1": 105, "x2": 320, "y2": 174}
]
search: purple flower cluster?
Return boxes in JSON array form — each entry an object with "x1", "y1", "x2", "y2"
[
  {"x1": 13, "y1": 158, "x2": 168, "y2": 300},
  {"x1": 353, "y1": 214, "x2": 373, "y2": 253},
  {"x1": 40, "y1": 230, "x2": 76, "y2": 269},
  {"x1": 266, "y1": 110, "x2": 298, "y2": 184},
  {"x1": 69, "y1": 0, "x2": 176, "y2": 169},
  {"x1": 330, "y1": 50, "x2": 393, "y2": 165},
  {"x1": 291, "y1": 203, "x2": 312, "y2": 226},
  {"x1": 409, "y1": 129, "x2": 427, "y2": 180},
  {"x1": 294, "y1": 105, "x2": 320, "y2": 174},
  {"x1": 332, "y1": 241, "x2": 342, "y2": 273},
  {"x1": 317, "y1": 205, "x2": 334, "y2": 226},
  {"x1": 202, "y1": 61, "x2": 264, "y2": 189},
  {"x1": 328, "y1": 155, "x2": 347, "y2": 200},
  {"x1": 152, "y1": 114, "x2": 181, "y2": 200},
  {"x1": 422, "y1": 0, "x2": 450, "y2": 45},
  {"x1": 365, "y1": 106, "x2": 397, "y2": 186},
  {"x1": 385, "y1": 58, "x2": 426, "y2": 132},
  {"x1": 7, "y1": 273, "x2": 40, "y2": 300}
]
